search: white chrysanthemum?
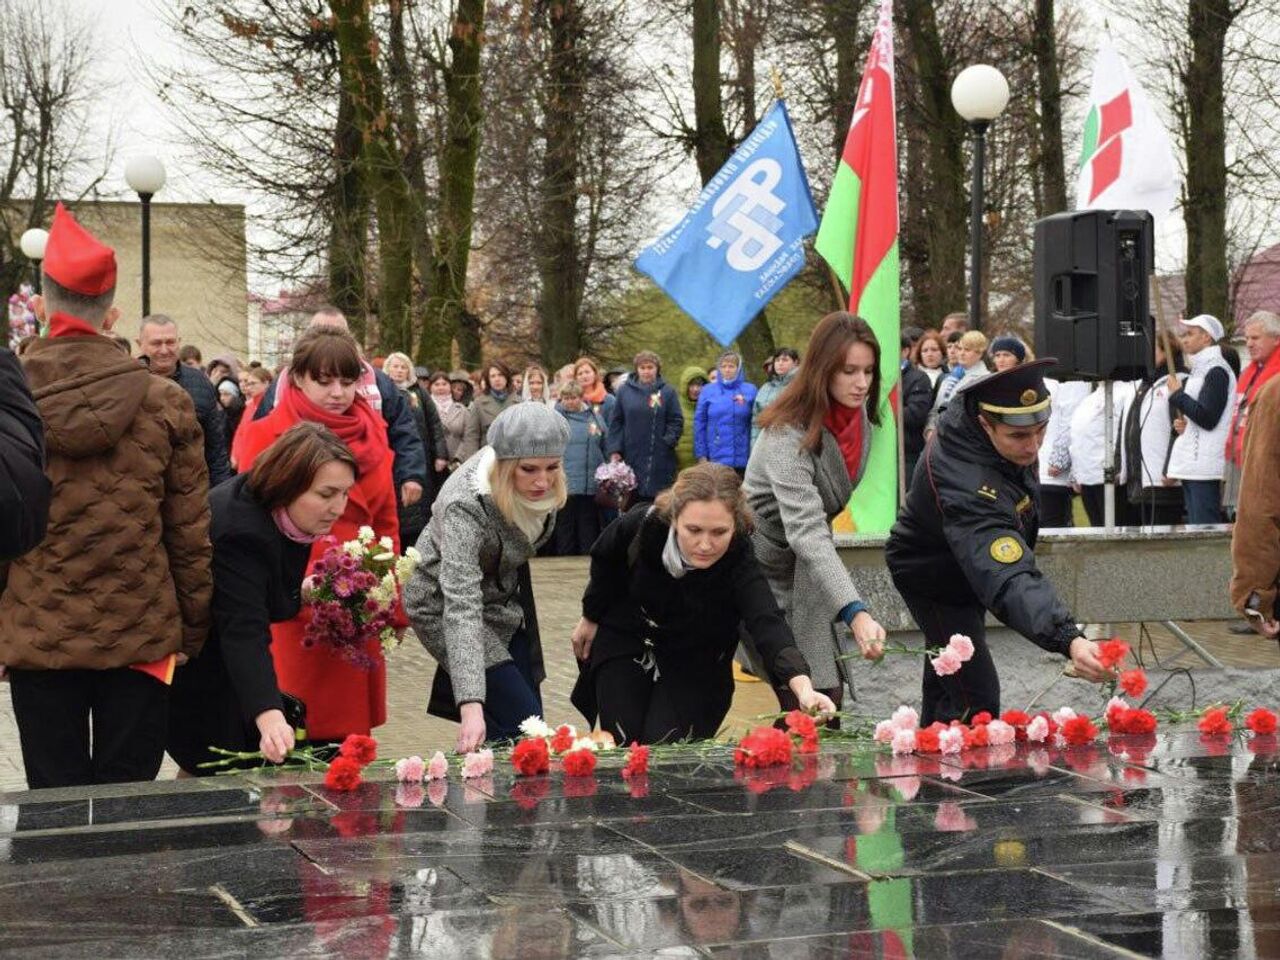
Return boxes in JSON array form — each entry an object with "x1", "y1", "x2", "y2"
[
  {"x1": 379, "y1": 536, "x2": 394, "y2": 551},
  {"x1": 343, "y1": 540, "x2": 365, "y2": 558},
  {"x1": 357, "y1": 526, "x2": 376, "y2": 543},
  {"x1": 519, "y1": 716, "x2": 551, "y2": 739},
  {"x1": 370, "y1": 577, "x2": 396, "y2": 606},
  {"x1": 395, "y1": 556, "x2": 415, "y2": 582},
  {"x1": 405, "y1": 546, "x2": 422, "y2": 563}
]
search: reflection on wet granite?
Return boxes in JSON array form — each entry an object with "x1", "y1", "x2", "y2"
[{"x1": 6, "y1": 731, "x2": 1280, "y2": 957}]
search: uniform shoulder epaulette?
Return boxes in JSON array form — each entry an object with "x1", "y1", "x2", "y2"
[{"x1": 976, "y1": 483, "x2": 999, "y2": 501}]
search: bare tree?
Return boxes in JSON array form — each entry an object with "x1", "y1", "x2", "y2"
[{"x1": 0, "y1": 0, "x2": 110, "y2": 297}]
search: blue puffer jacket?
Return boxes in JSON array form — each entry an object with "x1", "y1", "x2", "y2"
[
  {"x1": 606, "y1": 374, "x2": 683, "y2": 498},
  {"x1": 558, "y1": 402, "x2": 608, "y2": 495},
  {"x1": 694, "y1": 367, "x2": 757, "y2": 469}
]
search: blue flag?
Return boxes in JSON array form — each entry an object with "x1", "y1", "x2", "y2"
[{"x1": 635, "y1": 101, "x2": 818, "y2": 347}]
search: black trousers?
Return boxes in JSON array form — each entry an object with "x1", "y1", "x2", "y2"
[
  {"x1": 897, "y1": 592, "x2": 998, "y2": 726},
  {"x1": 554, "y1": 495, "x2": 603, "y2": 556},
  {"x1": 594, "y1": 655, "x2": 732, "y2": 745},
  {"x1": 9, "y1": 667, "x2": 169, "y2": 789},
  {"x1": 1039, "y1": 486, "x2": 1074, "y2": 528},
  {"x1": 1080, "y1": 483, "x2": 1138, "y2": 527}
]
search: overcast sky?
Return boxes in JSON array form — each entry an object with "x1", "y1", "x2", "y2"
[{"x1": 95, "y1": 0, "x2": 1199, "y2": 290}]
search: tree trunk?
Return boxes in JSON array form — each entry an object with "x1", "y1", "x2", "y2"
[
  {"x1": 1183, "y1": 0, "x2": 1231, "y2": 320},
  {"x1": 1032, "y1": 0, "x2": 1068, "y2": 216},
  {"x1": 332, "y1": 0, "x2": 415, "y2": 354},
  {"x1": 690, "y1": 0, "x2": 774, "y2": 377},
  {"x1": 388, "y1": 0, "x2": 435, "y2": 337},
  {"x1": 327, "y1": 83, "x2": 370, "y2": 341},
  {"x1": 898, "y1": 0, "x2": 968, "y2": 329},
  {"x1": 537, "y1": 0, "x2": 586, "y2": 370},
  {"x1": 822, "y1": 0, "x2": 865, "y2": 162},
  {"x1": 420, "y1": 0, "x2": 486, "y2": 368}
]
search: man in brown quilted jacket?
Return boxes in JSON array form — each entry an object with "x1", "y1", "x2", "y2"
[{"x1": 0, "y1": 203, "x2": 212, "y2": 789}]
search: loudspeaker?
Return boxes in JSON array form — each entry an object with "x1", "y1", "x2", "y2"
[{"x1": 1033, "y1": 209, "x2": 1155, "y2": 381}]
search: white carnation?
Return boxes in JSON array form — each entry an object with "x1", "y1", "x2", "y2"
[
  {"x1": 519, "y1": 716, "x2": 551, "y2": 739},
  {"x1": 570, "y1": 737, "x2": 598, "y2": 753}
]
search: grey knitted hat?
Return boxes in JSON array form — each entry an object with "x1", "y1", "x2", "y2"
[{"x1": 486, "y1": 402, "x2": 570, "y2": 460}]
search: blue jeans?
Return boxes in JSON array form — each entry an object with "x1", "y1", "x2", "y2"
[
  {"x1": 482, "y1": 628, "x2": 543, "y2": 743},
  {"x1": 1182, "y1": 480, "x2": 1222, "y2": 525}
]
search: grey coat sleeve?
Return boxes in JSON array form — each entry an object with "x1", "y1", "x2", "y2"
[
  {"x1": 436, "y1": 500, "x2": 492, "y2": 705},
  {"x1": 757, "y1": 430, "x2": 860, "y2": 617}
]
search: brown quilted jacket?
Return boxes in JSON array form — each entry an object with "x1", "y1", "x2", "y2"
[
  {"x1": 1231, "y1": 376, "x2": 1280, "y2": 616},
  {"x1": 0, "y1": 334, "x2": 213, "y2": 669}
]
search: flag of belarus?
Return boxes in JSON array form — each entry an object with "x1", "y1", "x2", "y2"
[
  {"x1": 815, "y1": 0, "x2": 899, "y2": 533},
  {"x1": 1076, "y1": 37, "x2": 1179, "y2": 222}
]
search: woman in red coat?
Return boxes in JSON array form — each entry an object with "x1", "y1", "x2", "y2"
[{"x1": 236, "y1": 326, "x2": 399, "y2": 742}]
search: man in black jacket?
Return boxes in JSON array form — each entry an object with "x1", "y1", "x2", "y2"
[
  {"x1": 253, "y1": 307, "x2": 428, "y2": 505},
  {"x1": 0, "y1": 347, "x2": 50, "y2": 561},
  {"x1": 138, "y1": 315, "x2": 233, "y2": 487},
  {"x1": 885, "y1": 359, "x2": 1110, "y2": 724}
]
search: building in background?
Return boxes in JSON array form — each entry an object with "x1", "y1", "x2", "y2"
[
  {"x1": 247, "y1": 287, "x2": 319, "y2": 371},
  {"x1": 7, "y1": 200, "x2": 247, "y2": 359}
]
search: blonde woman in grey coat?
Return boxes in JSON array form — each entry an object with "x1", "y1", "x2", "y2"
[
  {"x1": 404, "y1": 402, "x2": 569, "y2": 753},
  {"x1": 744, "y1": 312, "x2": 887, "y2": 714}
]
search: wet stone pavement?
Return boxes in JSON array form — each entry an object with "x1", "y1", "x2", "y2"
[{"x1": 2, "y1": 728, "x2": 1280, "y2": 958}]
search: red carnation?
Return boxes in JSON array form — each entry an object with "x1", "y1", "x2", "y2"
[
  {"x1": 962, "y1": 724, "x2": 988, "y2": 749},
  {"x1": 1118, "y1": 669, "x2": 1148, "y2": 698},
  {"x1": 1061, "y1": 715, "x2": 1099, "y2": 746},
  {"x1": 562, "y1": 748, "x2": 597, "y2": 777},
  {"x1": 1198, "y1": 707, "x2": 1233, "y2": 736},
  {"x1": 915, "y1": 728, "x2": 941, "y2": 753},
  {"x1": 1247, "y1": 708, "x2": 1279, "y2": 735},
  {"x1": 970, "y1": 711, "x2": 993, "y2": 726},
  {"x1": 785, "y1": 710, "x2": 818, "y2": 739},
  {"x1": 511, "y1": 778, "x2": 551, "y2": 809},
  {"x1": 799, "y1": 735, "x2": 819, "y2": 755},
  {"x1": 511, "y1": 737, "x2": 551, "y2": 776},
  {"x1": 549, "y1": 726, "x2": 576, "y2": 754},
  {"x1": 1121, "y1": 708, "x2": 1158, "y2": 735},
  {"x1": 1097, "y1": 638, "x2": 1130, "y2": 670},
  {"x1": 338, "y1": 734, "x2": 378, "y2": 766},
  {"x1": 323, "y1": 756, "x2": 364, "y2": 792},
  {"x1": 1001, "y1": 709, "x2": 1031, "y2": 728},
  {"x1": 734, "y1": 726, "x2": 793, "y2": 768},
  {"x1": 621, "y1": 744, "x2": 650, "y2": 779}
]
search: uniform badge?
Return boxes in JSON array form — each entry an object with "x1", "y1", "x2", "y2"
[
  {"x1": 1020, "y1": 389, "x2": 1039, "y2": 406},
  {"x1": 1015, "y1": 495, "x2": 1032, "y2": 514},
  {"x1": 976, "y1": 484, "x2": 999, "y2": 501},
  {"x1": 990, "y1": 536, "x2": 1024, "y2": 564}
]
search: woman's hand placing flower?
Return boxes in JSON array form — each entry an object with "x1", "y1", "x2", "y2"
[
  {"x1": 798, "y1": 688, "x2": 837, "y2": 716},
  {"x1": 850, "y1": 611, "x2": 886, "y2": 661}
]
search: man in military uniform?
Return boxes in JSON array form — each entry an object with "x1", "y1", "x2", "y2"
[{"x1": 885, "y1": 359, "x2": 1110, "y2": 724}]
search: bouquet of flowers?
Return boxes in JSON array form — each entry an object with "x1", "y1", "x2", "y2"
[
  {"x1": 594, "y1": 460, "x2": 637, "y2": 511},
  {"x1": 8, "y1": 285, "x2": 36, "y2": 349},
  {"x1": 301, "y1": 526, "x2": 418, "y2": 667}
]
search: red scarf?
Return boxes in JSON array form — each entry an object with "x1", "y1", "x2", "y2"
[
  {"x1": 582, "y1": 380, "x2": 608, "y2": 406},
  {"x1": 47, "y1": 312, "x2": 99, "y2": 338},
  {"x1": 823, "y1": 402, "x2": 865, "y2": 481},
  {"x1": 1226, "y1": 348, "x2": 1280, "y2": 464},
  {"x1": 277, "y1": 383, "x2": 388, "y2": 475}
]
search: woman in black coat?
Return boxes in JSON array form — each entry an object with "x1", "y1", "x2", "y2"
[
  {"x1": 570, "y1": 463, "x2": 835, "y2": 745},
  {"x1": 168, "y1": 422, "x2": 359, "y2": 774}
]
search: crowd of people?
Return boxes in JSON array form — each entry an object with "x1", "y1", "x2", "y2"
[{"x1": 1, "y1": 204, "x2": 1277, "y2": 793}]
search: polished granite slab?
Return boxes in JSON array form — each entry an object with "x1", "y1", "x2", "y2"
[{"x1": 2, "y1": 729, "x2": 1279, "y2": 957}]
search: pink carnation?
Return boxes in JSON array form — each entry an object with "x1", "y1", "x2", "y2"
[
  {"x1": 1052, "y1": 707, "x2": 1077, "y2": 726},
  {"x1": 938, "y1": 727, "x2": 964, "y2": 754},
  {"x1": 891, "y1": 705, "x2": 920, "y2": 731},
  {"x1": 893, "y1": 777, "x2": 922, "y2": 801},
  {"x1": 873, "y1": 719, "x2": 896, "y2": 743},
  {"x1": 394, "y1": 755, "x2": 425, "y2": 783},
  {"x1": 1106, "y1": 696, "x2": 1129, "y2": 714},
  {"x1": 426, "y1": 751, "x2": 449, "y2": 781},
  {"x1": 985, "y1": 719, "x2": 1016, "y2": 746},
  {"x1": 931, "y1": 649, "x2": 963, "y2": 676},
  {"x1": 891, "y1": 728, "x2": 917, "y2": 755},
  {"x1": 1026, "y1": 715, "x2": 1050, "y2": 742},
  {"x1": 947, "y1": 634, "x2": 975, "y2": 662},
  {"x1": 461, "y1": 748, "x2": 494, "y2": 779}
]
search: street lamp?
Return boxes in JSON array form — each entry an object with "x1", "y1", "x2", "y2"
[
  {"x1": 950, "y1": 64, "x2": 1009, "y2": 333},
  {"x1": 124, "y1": 155, "x2": 167, "y2": 316},
  {"x1": 19, "y1": 227, "x2": 48, "y2": 295}
]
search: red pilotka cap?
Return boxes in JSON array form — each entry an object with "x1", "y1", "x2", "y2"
[{"x1": 42, "y1": 202, "x2": 117, "y2": 296}]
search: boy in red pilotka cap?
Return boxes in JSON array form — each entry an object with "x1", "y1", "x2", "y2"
[{"x1": 0, "y1": 203, "x2": 212, "y2": 789}]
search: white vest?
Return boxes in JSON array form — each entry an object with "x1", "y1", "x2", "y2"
[
  {"x1": 1133, "y1": 375, "x2": 1178, "y2": 490},
  {"x1": 1039, "y1": 379, "x2": 1091, "y2": 487},
  {"x1": 1168, "y1": 346, "x2": 1235, "y2": 481},
  {"x1": 1068, "y1": 382, "x2": 1136, "y2": 486}
]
